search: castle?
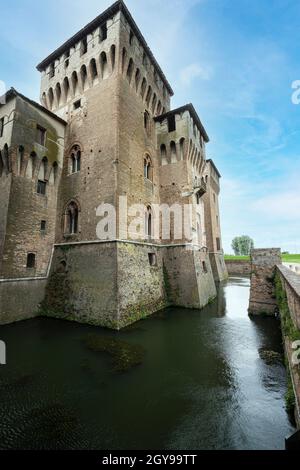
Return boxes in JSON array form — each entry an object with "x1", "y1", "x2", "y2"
[{"x1": 0, "y1": 0, "x2": 227, "y2": 329}]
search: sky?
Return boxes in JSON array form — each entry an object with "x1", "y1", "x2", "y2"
[{"x1": 0, "y1": 0, "x2": 300, "y2": 253}]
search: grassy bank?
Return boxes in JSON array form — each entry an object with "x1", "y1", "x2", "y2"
[{"x1": 224, "y1": 254, "x2": 300, "y2": 263}]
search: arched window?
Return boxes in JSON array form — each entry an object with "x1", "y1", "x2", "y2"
[
  {"x1": 63, "y1": 77, "x2": 70, "y2": 102},
  {"x1": 38, "y1": 157, "x2": 48, "y2": 180},
  {"x1": 90, "y1": 58, "x2": 98, "y2": 81},
  {"x1": 160, "y1": 144, "x2": 167, "y2": 166},
  {"x1": 145, "y1": 206, "x2": 152, "y2": 239},
  {"x1": 55, "y1": 83, "x2": 62, "y2": 107},
  {"x1": 110, "y1": 45, "x2": 116, "y2": 71},
  {"x1": 26, "y1": 151, "x2": 36, "y2": 179},
  {"x1": 71, "y1": 71, "x2": 79, "y2": 96},
  {"x1": 17, "y1": 146, "x2": 24, "y2": 175},
  {"x1": 122, "y1": 48, "x2": 127, "y2": 73},
  {"x1": 129, "y1": 30, "x2": 134, "y2": 46},
  {"x1": 151, "y1": 94, "x2": 157, "y2": 114},
  {"x1": 80, "y1": 65, "x2": 88, "y2": 90},
  {"x1": 157, "y1": 101, "x2": 162, "y2": 115},
  {"x1": 100, "y1": 52, "x2": 109, "y2": 79},
  {"x1": 144, "y1": 154, "x2": 153, "y2": 181},
  {"x1": 135, "y1": 68, "x2": 141, "y2": 92},
  {"x1": 179, "y1": 138, "x2": 185, "y2": 160},
  {"x1": 48, "y1": 88, "x2": 54, "y2": 110},
  {"x1": 70, "y1": 145, "x2": 81, "y2": 174},
  {"x1": 65, "y1": 201, "x2": 79, "y2": 235},
  {"x1": 140, "y1": 78, "x2": 147, "y2": 99},
  {"x1": 3, "y1": 144, "x2": 9, "y2": 173},
  {"x1": 144, "y1": 110, "x2": 150, "y2": 134},
  {"x1": 49, "y1": 162, "x2": 58, "y2": 185},
  {"x1": 146, "y1": 86, "x2": 152, "y2": 107},
  {"x1": 42, "y1": 92, "x2": 47, "y2": 108},
  {"x1": 170, "y1": 141, "x2": 177, "y2": 163},
  {"x1": 126, "y1": 58, "x2": 134, "y2": 83}
]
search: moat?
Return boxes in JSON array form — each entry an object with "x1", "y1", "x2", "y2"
[{"x1": 0, "y1": 276, "x2": 295, "y2": 450}]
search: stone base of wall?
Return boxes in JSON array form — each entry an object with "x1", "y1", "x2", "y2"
[
  {"x1": 248, "y1": 248, "x2": 282, "y2": 316},
  {"x1": 225, "y1": 260, "x2": 251, "y2": 276},
  {"x1": 41, "y1": 241, "x2": 217, "y2": 329},
  {"x1": 0, "y1": 278, "x2": 47, "y2": 325},
  {"x1": 210, "y1": 252, "x2": 228, "y2": 281},
  {"x1": 163, "y1": 246, "x2": 217, "y2": 309}
]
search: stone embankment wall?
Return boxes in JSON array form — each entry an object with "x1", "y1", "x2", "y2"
[
  {"x1": 225, "y1": 259, "x2": 251, "y2": 275},
  {"x1": 0, "y1": 278, "x2": 47, "y2": 325},
  {"x1": 248, "y1": 248, "x2": 282, "y2": 316},
  {"x1": 248, "y1": 248, "x2": 300, "y2": 428},
  {"x1": 275, "y1": 265, "x2": 300, "y2": 428}
]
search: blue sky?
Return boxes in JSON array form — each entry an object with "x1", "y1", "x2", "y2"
[{"x1": 1, "y1": 0, "x2": 300, "y2": 253}]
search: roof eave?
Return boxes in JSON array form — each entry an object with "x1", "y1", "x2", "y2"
[
  {"x1": 154, "y1": 103, "x2": 210, "y2": 143},
  {"x1": 2, "y1": 88, "x2": 67, "y2": 126}
]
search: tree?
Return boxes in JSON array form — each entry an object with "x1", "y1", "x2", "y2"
[{"x1": 231, "y1": 235, "x2": 254, "y2": 256}]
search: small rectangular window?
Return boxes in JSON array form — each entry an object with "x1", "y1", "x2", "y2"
[
  {"x1": 216, "y1": 237, "x2": 221, "y2": 251},
  {"x1": 202, "y1": 261, "x2": 208, "y2": 273},
  {"x1": 100, "y1": 23, "x2": 108, "y2": 41},
  {"x1": 26, "y1": 253, "x2": 36, "y2": 269},
  {"x1": 73, "y1": 99, "x2": 81, "y2": 110},
  {"x1": 37, "y1": 125, "x2": 46, "y2": 146},
  {"x1": 148, "y1": 253, "x2": 157, "y2": 267},
  {"x1": 37, "y1": 180, "x2": 46, "y2": 195},
  {"x1": 41, "y1": 220, "x2": 46, "y2": 231},
  {"x1": 168, "y1": 114, "x2": 176, "y2": 133},
  {"x1": 80, "y1": 38, "x2": 88, "y2": 56},
  {"x1": 0, "y1": 117, "x2": 4, "y2": 137},
  {"x1": 49, "y1": 63, "x2": 55, "y2": 78}
]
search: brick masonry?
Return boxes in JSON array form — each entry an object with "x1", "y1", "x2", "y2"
[
  {"x1": 225, "y1": 259, "x2": 251, "y2": 275},
  {"x1": 248, "y1": 248, "x2": 282, "y2": 316}
]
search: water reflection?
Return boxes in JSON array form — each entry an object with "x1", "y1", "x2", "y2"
[{"x1": 0, "y1": 276, "x2": 295, "y2": 450}]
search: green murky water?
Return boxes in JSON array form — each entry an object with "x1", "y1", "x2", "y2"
[{"x1": 0, "y1": 276, "x2": 295, "y2": 449}]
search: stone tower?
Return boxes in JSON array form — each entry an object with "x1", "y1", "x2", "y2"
[
  {"x1": 203, "y1": 159, "x2": 228, "y2": 281},
  {"x1": 0, "y1": 0, "x2": 226, "y2": 328}
]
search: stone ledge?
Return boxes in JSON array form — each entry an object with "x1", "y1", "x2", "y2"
[{"x1": 277, "y1": 264, "x2": 300, "y2": 299}]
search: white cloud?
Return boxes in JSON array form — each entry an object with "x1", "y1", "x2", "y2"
[{"x1": 179, "y1": 63, "x2": 213, "y2": 86}]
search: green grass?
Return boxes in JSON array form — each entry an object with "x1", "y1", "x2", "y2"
[
  {"x1": 224, "y1": 255, "x2": 250, "y2": 261},
  {"x1": 282, "y1": 254, "x2": 300, "y2": 264},
  {"x1": 224, "y1": 254, "x2": 300, "y2": 264}
]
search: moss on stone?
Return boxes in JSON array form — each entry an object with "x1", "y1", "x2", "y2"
[
  {"x1": 84, "y1": 335, "x2": 145, "y2": 373},
  {"x1": 275, "y1": 272, "x2": 300, "y2": 342},
  {"x1": 163, "y1": 263, "x2": 172, "y2": 302},
  {"x1": 259, "y1": 348, "x2": 283, "y2": 365},
  {"x1": 285, "y1": 371, "x2": 296, "y2": 415}
]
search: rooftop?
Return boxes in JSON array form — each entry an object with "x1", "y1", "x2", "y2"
[
  {"x1": 1, "y1": 88, "x2": 67, "y2": 126},
  {"x1": 206, "y1": 159, "x2": 221, "y2": 178},
  {"x1": 36, "y1": 0, "x2": 174, "y2": 96},
  {"x1": 154, "y1": 103, "x2": 210, "y2": 143}
]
